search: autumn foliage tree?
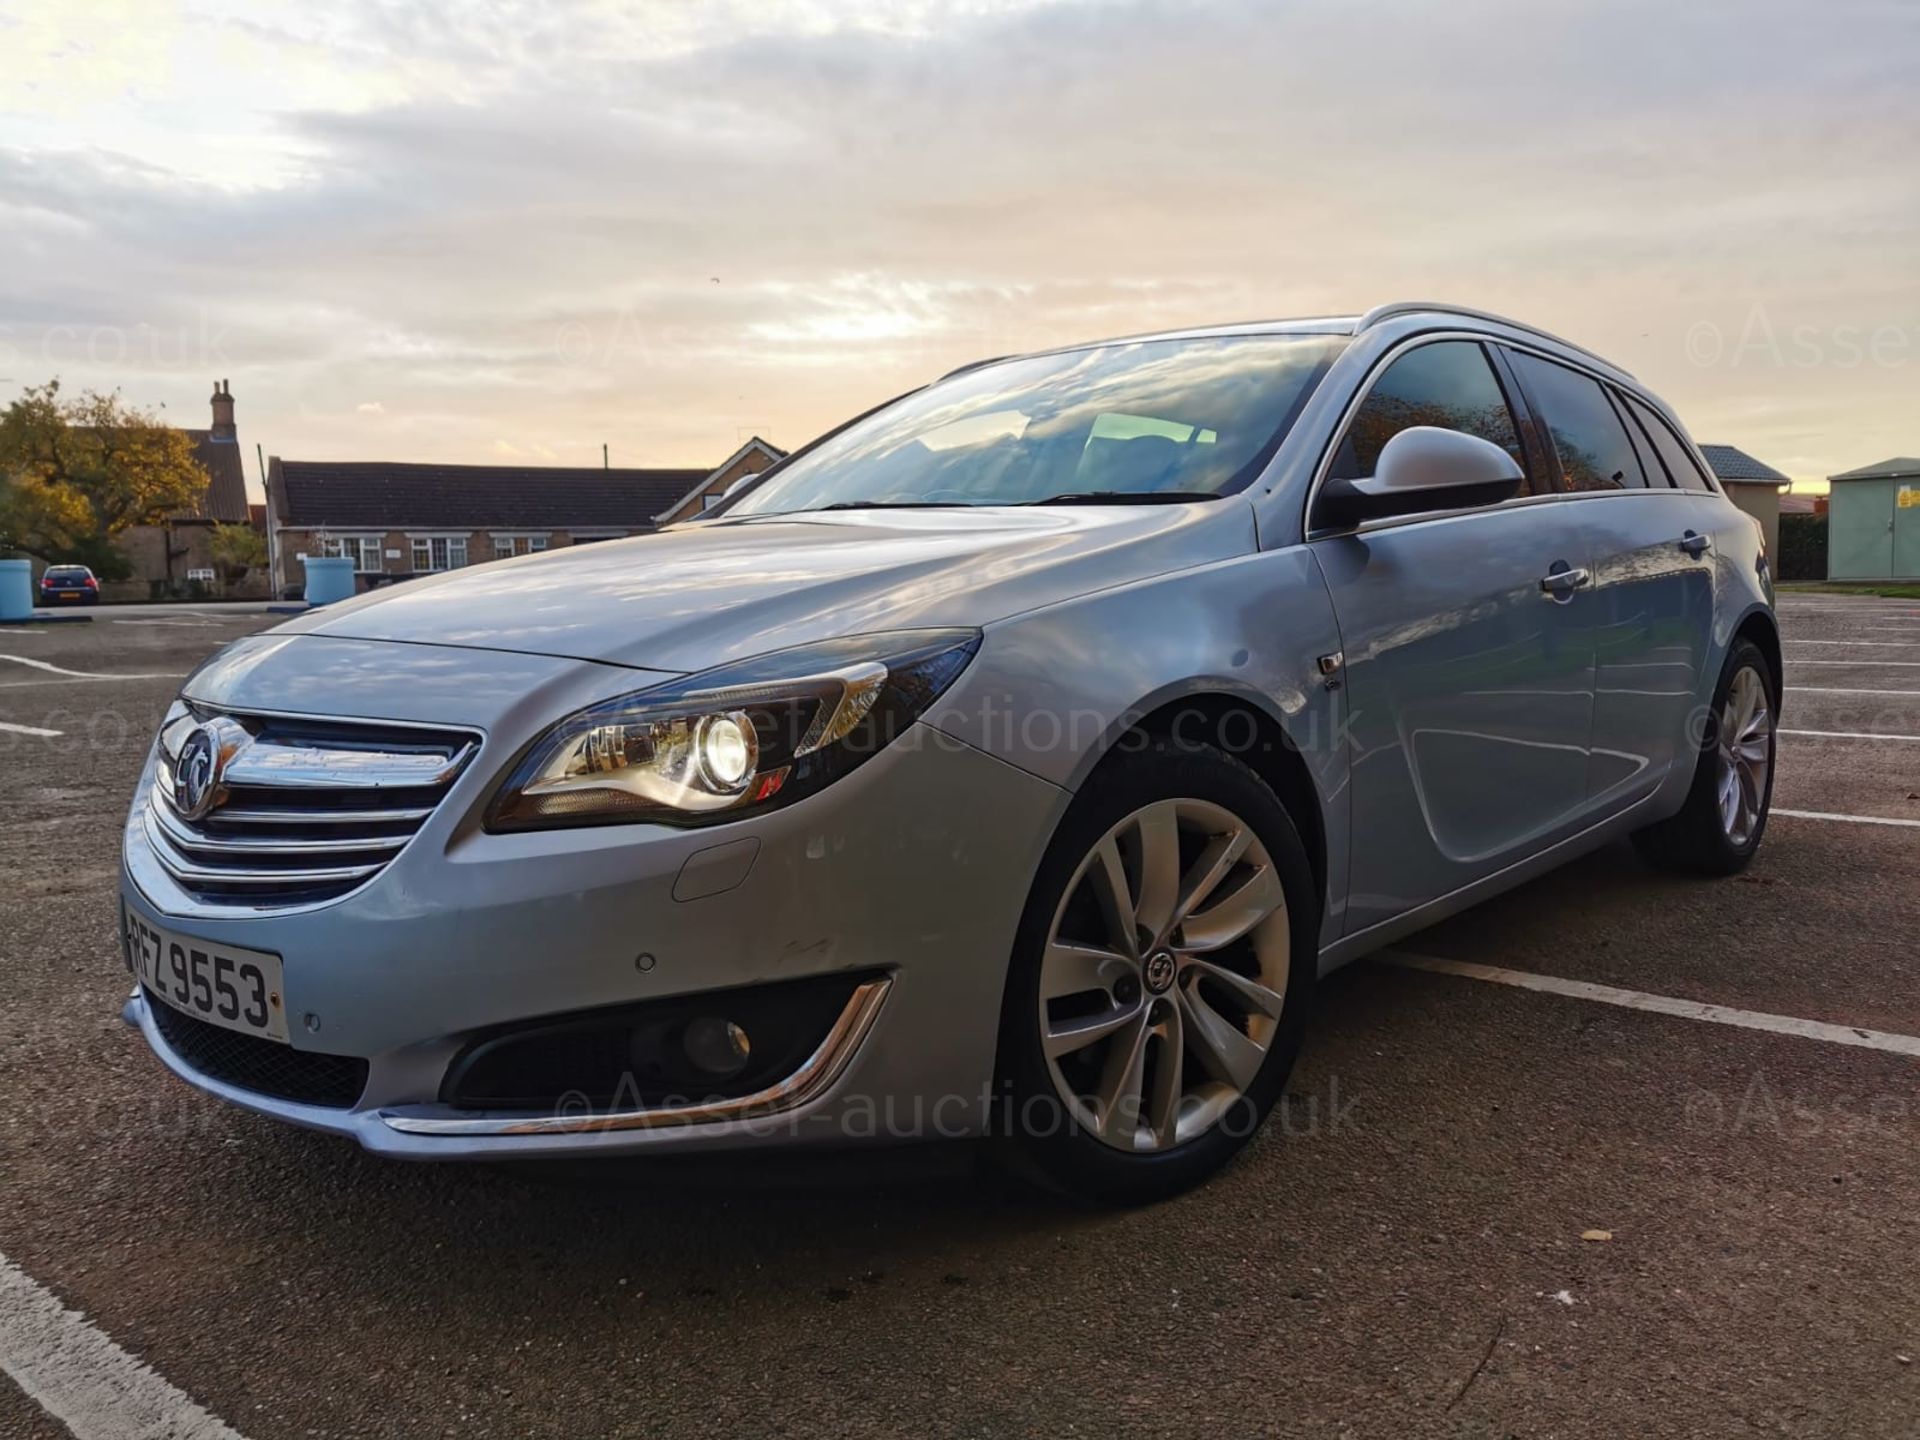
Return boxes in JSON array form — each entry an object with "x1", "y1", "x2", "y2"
[
  {"x1": 0, "y1": 380, "x2": 209, "y2": 577},
  {"x1": 210, "y1": 521, "x2": 267, "y2": 582}
]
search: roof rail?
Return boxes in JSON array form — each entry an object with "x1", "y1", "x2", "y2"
[
  {"x1": 1356, "y1": 301, "x2": 1632, "y2": 379},
  {"x1": 937, "y1": 354, "x2": 1015, "y2": 383}
]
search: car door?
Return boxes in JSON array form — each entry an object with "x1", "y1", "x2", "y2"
[
  {"x1": 1503, "y1": 352, "x2": 1715, "y2": 809},
  {"x1": 1309, "y1": 338, "x2": 1599, "y2": 936}
]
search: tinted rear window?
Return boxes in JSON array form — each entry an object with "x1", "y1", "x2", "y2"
[
  {"x1": 1623, "y1": 394, "x2": 1715, "y2": 492},
  {"x1": 1506, "y1": 351, "x2": 1647, "y2": 491}
]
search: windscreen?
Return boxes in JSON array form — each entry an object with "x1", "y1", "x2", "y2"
[{"x1": 724, "y1": 334, "x2": 1345, "y2": 516}]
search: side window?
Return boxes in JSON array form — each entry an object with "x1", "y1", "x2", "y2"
[
  {"x1": 1611, "y1": 388, "x2": 1669, "y2": 487},
  {"x1": 1506, "y1": 351, "x2": 1646, "y2": 491},
  {"x1": 1624, "y1": 394, "x2": 1715, "y2": 493},
  {"x1": 1328, "y1": 341, "x2": 1530, "y2": 490}
]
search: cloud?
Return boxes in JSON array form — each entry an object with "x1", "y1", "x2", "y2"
[
  {"x1": 355, "y1": 400, "x2": 384, "y2": 413},
  {"x1": 1, "y1": 0, "x2": 1916, "y2": 487}
]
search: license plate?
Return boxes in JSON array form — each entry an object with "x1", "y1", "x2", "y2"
[{"x1": 122, "y1": 908, "x2": 289, "y2": 1042}]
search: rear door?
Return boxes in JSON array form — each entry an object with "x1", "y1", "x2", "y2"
[
  {"x1": 1502, "y1": 352, "x2": 1714, "y2": 808},
  {"x1": 1310, "y1": 338, "x2": 1598, "y2": 936}
]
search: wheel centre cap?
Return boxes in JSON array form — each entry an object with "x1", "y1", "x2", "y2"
[{"x1": 1143, "y1": 950, "x2": 1177, "y2": 994}]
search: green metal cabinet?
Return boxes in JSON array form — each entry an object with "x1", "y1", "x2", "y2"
[{"x1": 1829, "y1": 479, "x2": 1898, "y2": 579}]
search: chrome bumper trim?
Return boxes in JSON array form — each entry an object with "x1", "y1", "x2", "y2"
[{"x1": 378, "y1": 978, "x2": 893, "y2": 1137}]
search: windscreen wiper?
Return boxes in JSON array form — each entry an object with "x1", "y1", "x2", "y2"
[
  {"x1": 1025, "y1": 490, "x2": 1224, "y2": 506},
  {"x1": 815, "y1": 500, "x2": 973, "y2": 511}
]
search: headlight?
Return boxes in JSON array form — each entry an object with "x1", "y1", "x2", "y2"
[{"x1": 487, "y1": 629, "x2": 980, "y2": 832}]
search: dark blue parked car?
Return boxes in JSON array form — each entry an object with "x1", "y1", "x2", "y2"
[{"x1": 39, "y1": 565, "x2": 100, "y2": 605}]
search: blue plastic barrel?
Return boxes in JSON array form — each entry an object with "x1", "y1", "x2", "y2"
[
  {"x1": 303, "y1": 556, "x2": 357, "y2": 606},
  {"x1": 0, "y1": 559, "x2": 33, "y2": 620}
]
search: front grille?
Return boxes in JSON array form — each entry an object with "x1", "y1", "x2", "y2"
[
  {"x1": 146, "y1": 990, "x2": 369, "y2": 1108},
  {"x1": 146, "y1": 705, "x2": 477, "y2": 910}
]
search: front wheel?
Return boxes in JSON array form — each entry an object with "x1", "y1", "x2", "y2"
[
  {"x1": 1632, "y1": 637, "x2": 1777, "y2": 875},
  {"x1": 992, "y1": 738, "x2": 1318, "y2": 1205}
]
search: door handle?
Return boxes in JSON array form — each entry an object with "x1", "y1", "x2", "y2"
[
  {"x1": 1678, "y1": 530, "x2": 1712, "y2": 557},
  {"x1": 1539, "y1": 565, "x2": 1591, "y2": 597}
]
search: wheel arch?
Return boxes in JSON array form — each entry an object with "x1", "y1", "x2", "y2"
[
  {"x1": 1090, "y1": 691, "x2": 1330, "y2": 918},
  {"x1": 1730, "y1": 605, "x2": 1783, "y2": 714}
]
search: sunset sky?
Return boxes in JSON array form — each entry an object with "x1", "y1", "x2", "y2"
[{"x1": 3, "y1": 0, "x2": 1915, "y2": 497}]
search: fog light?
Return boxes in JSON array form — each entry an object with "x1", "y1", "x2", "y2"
[
  {"x1": 696, "y1": 713, "x2": 756, "y2": 792},
  {"x1": 682, "y1": 1016, "x2": 752, "y2": 1079}
]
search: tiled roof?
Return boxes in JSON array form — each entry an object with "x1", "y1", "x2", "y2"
[
  {"x1": 181, "y1": 429, "x2": 252, "y2": 522},
  {"x1": 1697, "y1": 444, "x2": 1790, "y2": 486},
  {"x1": 275, "y1": 461, "x2": 712, "y2": 530},
  {"x1": 1829, "y1": 456, "x2": 1920, "y2": 483}
]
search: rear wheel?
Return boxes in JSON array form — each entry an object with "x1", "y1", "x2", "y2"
[
  {"x1": 993, "y1": 739, "x2": 1317, "y2": 1205},
  {"x1": 1632, "y1": 638, "x2": 1776, "y2": 875}
]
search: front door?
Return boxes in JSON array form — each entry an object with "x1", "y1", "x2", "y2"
[{"x1": 1310, "y1": 339, "x2": 1598, "y2": 936}]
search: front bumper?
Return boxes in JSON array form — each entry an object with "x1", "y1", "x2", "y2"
[{"x1": 119, "y1": 635, "x2": 1067, "y2": 1159}]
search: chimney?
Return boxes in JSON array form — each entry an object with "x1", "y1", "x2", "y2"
[{"x1": 209, "y1": 379, "x2": 236, "y2": 440}]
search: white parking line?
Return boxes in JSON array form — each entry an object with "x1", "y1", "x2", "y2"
[
  {"x1": 1774, "y1": 808, "x2": 1920, "y2": 829},
  {"x1": 0, "y1": 720, "x2": 62, "y2": 738},
  {"x1": 1789, "y1": 659, "x2": 1920, "y2": 667},
  {"x1": 1780, "y1": 728, "x2": 1920, "y2": 742},
  {"x1": 0, "y1": 654, "x2": 184, "y2": 682},
  {"x1": 1787, "y1": 687, "x2": 1920, "y2": 697},
  {"x1": 1382, "y1": 953, "x2": 1920, "y2": 1058},
  {"x1": 1785, "y1": 640, "x2": 1920, "y2": 648},
  {"x1": 0, "y1": 1252, "x2": 248, "y2": 1440}
]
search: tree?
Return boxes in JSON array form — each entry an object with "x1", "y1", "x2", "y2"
[
  {"x1": 210, "y1": 522, "x2": 267, "y2": 583},
  {"x1": 0, "y1": 380, "x2": 209, "y2": 577}
]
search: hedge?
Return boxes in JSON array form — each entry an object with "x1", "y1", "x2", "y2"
[{"x1": 1776, "y1": 513, "x2": 1826, "y2": 582}]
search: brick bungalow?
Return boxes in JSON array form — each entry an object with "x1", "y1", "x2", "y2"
[{"x1": 263, "y1": 437, "x2": 783, "y2": 597}]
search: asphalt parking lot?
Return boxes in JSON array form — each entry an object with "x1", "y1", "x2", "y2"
[{"x1": 2, "y1": 594, "x2": 1917, "y2": 1438}]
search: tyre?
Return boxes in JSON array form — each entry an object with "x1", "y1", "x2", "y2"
[
  {"x1": 1632, "y1": 637, "x2": 1777, "y2": 876},
  {"x1": 992, "y1": 737, "x2": 1318, "y2": 1205}
]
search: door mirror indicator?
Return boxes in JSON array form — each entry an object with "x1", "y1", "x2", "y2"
[{"x1": 1317, "y1": 426, "x2": 1525, "y2": 530}]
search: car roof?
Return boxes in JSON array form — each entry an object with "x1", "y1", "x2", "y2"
[{"x1": 943, "y1": 301, "x2": 1633, "y2": 386}]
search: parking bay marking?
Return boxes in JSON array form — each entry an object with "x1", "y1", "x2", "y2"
[
  {"x1": 0, "y1": 720, "x2": 62, "y2": 737},
  {"x1": 1780, "y1": 728, "x2": 1920, "y2": 742},
  {"x1": 1382, "y1": 953, "x2": 1920, "y2": 1058},
  {"x1": 1773, "y1": 808, "x2": 1920, "y2": 830},
  {"x1": 1781, "y1": 695, "x2": 1920, "y2": 706},
  {"x1": 0, "y1": 654, "x2": 185, "y2": 682},
  {"x1": 0, "y1": 1250, "x2": 250, "y2": 1440}
]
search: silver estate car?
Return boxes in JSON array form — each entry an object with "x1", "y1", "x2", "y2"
[{"x1": 121, "y1": 303, "x2": 1778, "y2": 1203}]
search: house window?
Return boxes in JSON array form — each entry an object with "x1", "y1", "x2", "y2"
[
  {"x1": 410, "y1": 536, "x2": 469, "y2": 572},
  {"x1": 320, "y1": 535, "x2": 383, "y2": 573},
  {"x1": 492, "y1": 534, "x2": 550, "y2": 560}
]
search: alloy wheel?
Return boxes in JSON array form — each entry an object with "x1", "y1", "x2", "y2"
[
  {"x1": 1038, "y1": 798, "x2": 1291, "y2": 1153},
  {"x1": 1715, "y1": 665, "x2": 1773, "y2": 847}
]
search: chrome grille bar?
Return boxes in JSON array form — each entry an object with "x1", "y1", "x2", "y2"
[
  {"x1": 143, "y1": 820, "x2": 389, "y2": 888},
  {"x1": 145, "y1": 705, "x2": 479, "y2": 908},
  {"x1": 148, "y1": 802, "x2": 410, "y2": 857}
]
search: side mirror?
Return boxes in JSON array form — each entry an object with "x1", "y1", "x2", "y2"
[{"x1": 1316, "y1": 426, "x2": 1525, "y2": 530}]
